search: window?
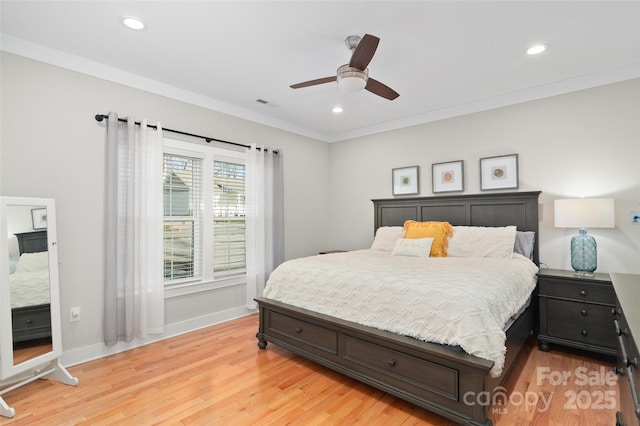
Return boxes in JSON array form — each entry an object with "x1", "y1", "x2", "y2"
[
  {"x1": 213, "y1": 161, "x2": 246, "y2": 277},
  {"x1": 163, "y1": 153, "x2": 202, "y2": 281},
  {"x1": 163, "y1": 139, "x2": 246, "y2": 289}
]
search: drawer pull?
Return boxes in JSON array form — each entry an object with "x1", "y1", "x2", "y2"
[
  {"x1": 612, "y1": 307, "x2": 622, "y2": 317},
  {"x1": 295, "y1": 327, "x2": 302, "y2": 334},
  {"x1": 388, "y1": 359, "x2": 397, "y2": 367},
  {"x1": 579, "y1": 290, "x2": 587, "y2": 297},
  {"x1": 627, "y1": 357, "x2": 638, "y2": 368},
  {"x1": 581, "y1": 329, "x2": 588, "y2": 337},
  {"x1": 618, "y1": 334, "x2": 629, "y2": 367},
  {"x1": 613, "y1": 367, "x2": 625, "y2": 376},
  {"x1": 614, "y1": 319, "x2": 629, "y2": 337},
  {"x1": 25, "y1": 319, "x2": 33, "y2": 324},
  {"x1": 580, "y1": 309, "x2": 587, "y2": 316}
]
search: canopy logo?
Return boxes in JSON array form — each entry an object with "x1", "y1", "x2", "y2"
[{"x1": 463, "y1": 366, "x2": 618, "y2": 415}]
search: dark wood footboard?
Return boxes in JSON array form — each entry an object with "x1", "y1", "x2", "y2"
[{"x1": 256, "y1": 296, "x2": 535, "y2": 425}]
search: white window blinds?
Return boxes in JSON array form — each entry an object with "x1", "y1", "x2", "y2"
[
  {"x1": 163, "y1": 144, "x2": 247, "y2": 287},
  {"x1": 163, "y1": 154, "x2": 202, "y2": 282},
  {"x1": 213, "y1": 160, "x2": 246, "y2": 278}
]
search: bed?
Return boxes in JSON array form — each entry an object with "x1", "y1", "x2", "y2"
[
  {"x1": 10, "y1": 231, "x2": 52, "y2": 343},
  {"x1": 255, "y1": 191, "x2": 540, "y2": 426}
]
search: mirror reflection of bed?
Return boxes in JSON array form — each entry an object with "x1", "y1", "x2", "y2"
[
  {"x1": 8, "y1": 227, "x2": 53, "y2": 367},
  {"x1": 2, "y1": 198, "x2": 78, "y2": 418}
]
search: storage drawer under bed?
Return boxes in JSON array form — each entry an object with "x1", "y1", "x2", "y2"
[
  {"x1": 264, "y1": 310, "x2": 338, "y2": 355},
  {"x1": 342, "y1": 334, "x2": 459, "y2": 401}
]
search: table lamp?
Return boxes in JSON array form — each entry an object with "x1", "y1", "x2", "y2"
[{"x1": 554, "y1": 198, "x2": 615, "y2": 276}]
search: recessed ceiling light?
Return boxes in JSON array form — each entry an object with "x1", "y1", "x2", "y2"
[
  {"x1": 120, "y1": 16, "x2": 146, "y2": 31},
  {"x1": 332, "y1": 106, "x2": 343, "y2": 113},
  {"x1": 526, "y1": 43, "x2": 549, "y2": 55}
]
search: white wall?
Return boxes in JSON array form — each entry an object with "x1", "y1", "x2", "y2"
[
  {"x1": 2, "y1": 51, "x2": 639, "y2": 368},
  {"x1": 327, "y1": 79, "x2": 640, "y2": 274},
  {"x1": 0, "y1": 52, "x2": 331, "y2": 364}
]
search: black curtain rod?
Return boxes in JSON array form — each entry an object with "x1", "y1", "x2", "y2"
[{"x1": 94, "y1": 114, "x2": 277, "y2": 153}]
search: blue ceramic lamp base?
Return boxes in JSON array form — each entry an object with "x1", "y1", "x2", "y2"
[{"x1": 570, "y1": 228, "x2": 597, "y2": 277}]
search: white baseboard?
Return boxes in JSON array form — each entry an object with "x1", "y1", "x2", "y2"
[{"x1": 60, "y1": 306, "x2": 256, "y2": 368}]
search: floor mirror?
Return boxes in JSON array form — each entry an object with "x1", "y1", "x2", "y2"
[{"x1": 0, "y1": 196, "x2": 77, "y2": 418}]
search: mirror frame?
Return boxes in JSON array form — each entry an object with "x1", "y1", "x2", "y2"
[{"x1": 0, "y1": 197, "x2": 63, "y2": 380}]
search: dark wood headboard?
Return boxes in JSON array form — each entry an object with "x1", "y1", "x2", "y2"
[
  {"x1": 14, "y1": 230, "x2": 48, "y2": 255},
  {"x1": 372, "y1": 191, "x2": 541, "y2": 264}
]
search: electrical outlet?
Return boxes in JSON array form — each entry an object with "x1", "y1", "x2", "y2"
[{"x1": 69, "y1": 306, "x2": 81, "y2": 322}]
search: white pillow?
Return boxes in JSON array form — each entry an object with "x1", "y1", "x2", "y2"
[
  {"x1": 371, "y1": 226, "x2": 406, "y2": 251},
  {"x1": 15, "y1": 251, "x2": 49, "y2": 273},
  {"x1": 447, "y1": 226, "x2": 517, "y2": 258},
  {"x1": 391, "y1": 238, "x2": 433, "y2": 258}
]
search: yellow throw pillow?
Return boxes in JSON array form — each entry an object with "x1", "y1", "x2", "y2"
[{"x1": 403, "y1": 220, "x2": 454, "y2": 257}]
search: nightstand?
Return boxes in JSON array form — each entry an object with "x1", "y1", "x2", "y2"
[{"x1": 537, "y1": 268, "x2": 617, "y2": 356}]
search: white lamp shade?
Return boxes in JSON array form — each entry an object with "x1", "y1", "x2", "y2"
[{"x1": 554, "y1": 198, "x2": 615, "y2": 228}]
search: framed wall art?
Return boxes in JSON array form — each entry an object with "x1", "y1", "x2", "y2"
[
  {"x1": 31, "y1": 208, "x2": 48, "y2": 229},
  {"x1": 480, "y1": 154, "x2": 519, "y2": 191},
  {"x1": 392, "y1": 166, "x2": 419, "y2": 196},
  {"x1": 432, "y1": 160, "x2": 464, "y2": 193}
]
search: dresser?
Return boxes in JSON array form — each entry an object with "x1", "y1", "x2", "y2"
[
  {"x1": 611, "y1": 273, "x2": 640, "y2": 426},
  {"x1": 537, "y1": 268, "x2": 617, "y2": 356}
]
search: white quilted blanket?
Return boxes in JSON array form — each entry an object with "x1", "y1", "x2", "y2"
[
  {"x1": 10, "y1": 270, "x2": 51, "y2": 308},
  {"x1": 263, "y1": 249, "x2": 538, "y2": 377}
]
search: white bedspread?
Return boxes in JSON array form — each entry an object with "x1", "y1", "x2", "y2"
[
  {"x1": 263, "y1": 249, "x2": 538, "y2": 377},
  {"x1": 10, "y1": 270, "x2": 51, "y2": 308}
]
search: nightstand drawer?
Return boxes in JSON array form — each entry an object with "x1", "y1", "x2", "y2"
[
  {"x1": 539, "y1": 277, "x2": 615, "y2": 305},
  {"x1": 546, "y1": 299, "x2": 616, "y2": 349},
  {"x1": 11, "y1": 305, "x2": 52, "y2": 342}
]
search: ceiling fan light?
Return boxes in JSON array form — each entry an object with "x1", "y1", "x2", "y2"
[
  {"x1": 339, "y1": 76, "x2": 367, "y2": 92},
  {"x1": 120, "y1": 16, "x2": 146, "y2": 31},
  {"x1": 526, "y1": 43, "x2": 549, "y2": 55},
  {"x1": 337, "y1": 65, "x2": 368, "y2": 93}
]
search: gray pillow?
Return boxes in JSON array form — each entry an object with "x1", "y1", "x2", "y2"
[{"x1": 514, "y1": 231, "x2": 535, "y2": 260}]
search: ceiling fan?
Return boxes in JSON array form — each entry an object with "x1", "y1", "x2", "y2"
[{"x1": 290, "y1": 34, "x2": 399, "y2": 100}]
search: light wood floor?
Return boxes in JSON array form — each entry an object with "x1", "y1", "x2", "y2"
[
  {"x1": 1, "y1": 314, "x2": 618, "y2": 425},
  {"x1": 12, "y1": 341, "x2": 53, "y2": 365}
]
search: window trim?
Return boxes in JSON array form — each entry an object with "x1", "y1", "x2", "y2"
[{"x1": 163, "y1": 138, "x2": 246, "y2": 298}]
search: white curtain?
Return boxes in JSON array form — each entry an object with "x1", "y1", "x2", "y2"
[
  {"x1": 104, "y1": 112, "x2": 165, "y2": 345},
  {"x1": 245, "y1": 144, "x2": 284, "y2": 309}
]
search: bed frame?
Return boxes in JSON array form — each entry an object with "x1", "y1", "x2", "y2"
[
  {"x1": 12, "y1": 230, "x2": 52, "y2": 344},
  {"x1": 256, "y1": 191, "x2": 541, "y2": 426}
]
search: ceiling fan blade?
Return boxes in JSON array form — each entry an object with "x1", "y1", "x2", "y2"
[
  {"x1": 290, "y1": 76, "x2": 336, "y2": 89},
  {"x1": 349, "y1": 34, "x2": 380, "y2": 70},
  {"x1": 365, "y1": 78, "x2": 400, "y2": 100}
]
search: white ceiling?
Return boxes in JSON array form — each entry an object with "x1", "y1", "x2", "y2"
[{"x1": 1, "y1": 1, "x2": 639, "y2": 142}]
